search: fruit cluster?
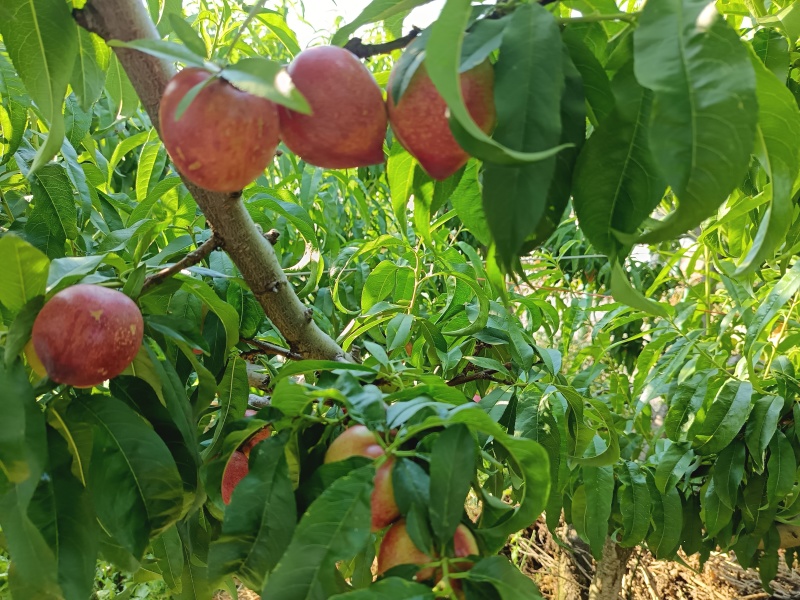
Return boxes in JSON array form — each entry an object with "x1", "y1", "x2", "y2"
[
  {"x1": 221, "y1": 423, "x2": 480, "y2": 586},
  {"x1": 159, "y1": 46, "x2": 496, "y2": 192}
]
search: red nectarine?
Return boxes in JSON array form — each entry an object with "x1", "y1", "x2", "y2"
[
  {"x1": 221, "y1": 451, "x2": 249, "y2": 505},
  {"x1": 387, "y1": 59, "x2": 496, "y2": 180},
  {"x1": 278, "y1": 46, "x2": 387, "y2": 169},
  {"x1": 31, "y1": 285, "x2": 143, "y2": 388},
  {"x1": 324, "y1": 424, "x2": 384, "y2": 463},
  {"x1": 159, "y1": 68, "x2": 280, "y2": 192},
  {"x1": 377, "y1": 519, "x2": 435, "y2": 580},
  {"x1": 371, "y1": 456, "x2": 401, "y2": 531}
]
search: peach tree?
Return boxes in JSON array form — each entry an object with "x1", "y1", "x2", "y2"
[{"x1": 1, "y1": 0, "x2": 800, "y2": 599}]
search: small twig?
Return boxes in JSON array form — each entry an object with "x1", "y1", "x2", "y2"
[
  {"x1": 248, "y1": 393, "x2": 271, "y2": 408},
  {"x1": 344, "y1": 26, "x2": 422, "y2": 59},
  {"x1": 241, "y1": 336, "x2": 303, "y2": 361},
  {"x1": 447, "y1": 362, "x2": 514, "y2": 387},
  {"x1": 245, "y1": 362, "x2": 271, "y2": 391},
  {"x1": 141, "y1": 234, "x2": 221, "y2": 292}
]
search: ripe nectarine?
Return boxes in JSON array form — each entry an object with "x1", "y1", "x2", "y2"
[
  {"x1": 159, "y1": 68, "x2": 280, "y2": 192},
  {"x1": 278, "y1": 46, "x2": 387, "y2": 169},
  {"x1": 377, "y1": 519, "x2": 435, "y2": 580},
  {"x1": 24, "y1": 339, "x2": 47, "y2": 378},
  {"x1": 324, "y1": 425, "x2": 400, "y2": 531},
  {"x1": 31, "y1": 285, "x2": 143, "y2": 388},
  {"x1": 387, "y1": 59, "x2": 496, "y2": 180},
  {"x1": 221, "y1": 451, "x2": 249, "y2": 505}
]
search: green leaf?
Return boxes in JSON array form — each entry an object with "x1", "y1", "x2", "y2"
[
  {"x1": 579, "y1": 451, "x2": 614, "y2": 559},
  {"x1": 691, "y1": 380, "x2": 753, "y2": 456},
  {"x1": 330, "y1": 0, "x2": 435, "y2": 47},
  {"x1": 136, "y1": 129, "x2": 167, "y2": 202},
  {"x1": 0, "y1": 234, "x2": 49, "y2": 315},
  {"x1": 0, "y1": 50, "x2": 30, "y2": 163},
  {"x1": 481, "y1": 3, "x2": 565, "y2": 265},
  {"x1": 634, "y1": 0, "x2": 757, "y2": 243},
  {"x1": 0, "y1": 360, "x2": 56, "y2": 598},
  {"x1": 64, "y1": 94, "x2": 91, "y2": 149},
  {"x1": 429, "y1": 424, "x2": 476, "y2": 545},
  {"x1": 28, "y1": 429, "x2": 99, "y2": 600},
  {"x1": 561, "y1": 27, "x2": 613, "y2": 125},
  {"x1": 734, "y1": 51, "x2": 800, "y2": 275},
  {"x1": 30, "y1": 164, "x2": 79, "y2": 242},
  {"x1": 446, "y1": 407, "x2": 550, "y2": 551},
  {"x1": 609, "y1": 261, "x2": 669, "y2": 318},
  {"x1": 151, "y1": 528, "x2": 183, "y2": 594},
  {"x1": 664, "y1": 373, "x2": 710, "y2": 442},
  {"x1": 745, "y1": 395, "x2": 783, "y2": 472},
  {"x1": 712, "y1": 442, "x2": 745, "y2": 510},
  {"x1": 4, "y1": 296, "x2": 43, "y2": 367},
  {"x1": 451, "y1": 161, "x2": 491, "y2": 246},
  {"x1": 168, "y1": 14, "x2": 208, "y2": 58},
  {"x1": 701, "y1": 479, "x2": 733, "y2": 538},
  {"x1": 106, "y1": 53, "x2": 139, "y2": 118},
  {"x1": 387, "y1": 141, "x2": 416, "y2": 227},
  {"x1": 222, "y1": 58, "x2": 310, "y2": 113},
  {"x1": 617, "y1": 461, "x2": 651, "y2": 547},
  {"x1": 766, "y1": 431, "x2": 795, "y2": 507},
  {"x1": 209, "y1": 435, "x2": 297, "y2": 590},
  {"x1": 654, "y1": 442, "x2": 695, "y2": 493},
  {"x1": 752, "y1": 29, "x2": 790, "y2": 83},
  {"x1": 573, "y1": 64, "x2": 666, "y2": 257},
  {"x1": 646, "y1": 477, "x2": 682, "y2": 559},
  {"x1": 108, "y1": 39, "x2": 208, "y2": 69},
  {"x1": 68, "y1": 395, "x2": 185, "y2": 559},
  {"x1": 524, "y1": 44, "x2": 586, "y2": 249},
  {"x1": 744, "y1": 261, "x2": 800, "y2": 356},
  {"x1": 177, "y1": 275, "x2": 241, "y2": 351},
  {"x1": 71, "y1": 28, "x2": 110, "y2": 111},
  {"x1": 0, "y1": 0, "x2": 78, "y2": 173},
  {"x1": 425, "y1": 0, "x2": 571, "y2": 166},
  {"x1": 46, "y1": 255, "x2": 106, "y2": 294},
  {"x1": 262, "y1": 465, "x2": 374, "y2": 600},
  {"x1": 464, "y1": 556, "x2": 544, "y2": 599},
  {"x1": 205, "y1": 357, "x2": 249, "y2": 459},
  {"x1": 329, "y1": 578, "x2": 435, "y2": 600}
]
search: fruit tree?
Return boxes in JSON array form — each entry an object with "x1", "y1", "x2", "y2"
[{"x1": 1, "y1": 0, "x2": 800, "y2": 599}]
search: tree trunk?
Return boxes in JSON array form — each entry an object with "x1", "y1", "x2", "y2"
[
  {"x1": 588, "y1": 537, "x2": 633, "y2": 600},
  {"x1": 555, "y1": 522, "x2": 591, "y2": 600}
]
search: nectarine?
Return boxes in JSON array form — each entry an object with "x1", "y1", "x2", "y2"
[
  {"x1": 324, "y1": 424, "x2": 384, "y2": 463},
  {"x1": 278, "y1": 46, "x2": 387, "y2": 169},
  {"x1": 221, "y1": 450, "x2": 249, "y2": 505},
  {"x1": 31, "y1": 285, "x2": 143, "y2": 388},
  {"x1": 324, "y1": 425, "x2": 400, "y2": 531},
  {"x1": 387, "y1": 59, "x2": 496, "y2": 180},
  {"x1": 159, "y1": 68, "x2": 280, "y2": 192},
  {"x1": 241, "y1": 409, "x2": 271, "y2": 457},
  {"x1": 377, "y1": 519, "x2": 435, "y2": 580}
]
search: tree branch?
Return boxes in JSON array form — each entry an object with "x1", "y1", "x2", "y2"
[
  {"x1": 447, "y1": 362, "x2": 514, "y2": 387},
  {"x1": 240, "y1": 337, "x2": 303, "y2": 361},
  {"x1": 74, "y1": 0, "x2": 349, "y2": 362},
  {"x1": 141, "y1": 233, "x2": 221, "y2": 293},
  {"x1": 343, "y1": 26, "x2": 422, "y2": 59}
]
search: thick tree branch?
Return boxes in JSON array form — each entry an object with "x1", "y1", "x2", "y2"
[
  {"x1": 141, "y1": 233, "x2": 221, "y2": 293},
  {"x1": 343, "y1": 26, "x2": 422, "y2": 59},
  {"x1": 74, "y1": 0, "x2": 349, "y2": 362}
]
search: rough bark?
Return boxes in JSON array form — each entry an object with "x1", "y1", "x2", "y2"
[
  {"x1": 74, "y1": 0, "x2": 349, "y2": 362},
  {"x1": 588, "y1": 537, "x2": 633, "y2": 600},
  {"x1": 556, "y1": 521, "x2": 591, "y2": 600}
]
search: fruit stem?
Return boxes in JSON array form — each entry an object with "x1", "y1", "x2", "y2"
[{"x1": 557, "y1": 11, "x2": 640, "y2": 24}]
